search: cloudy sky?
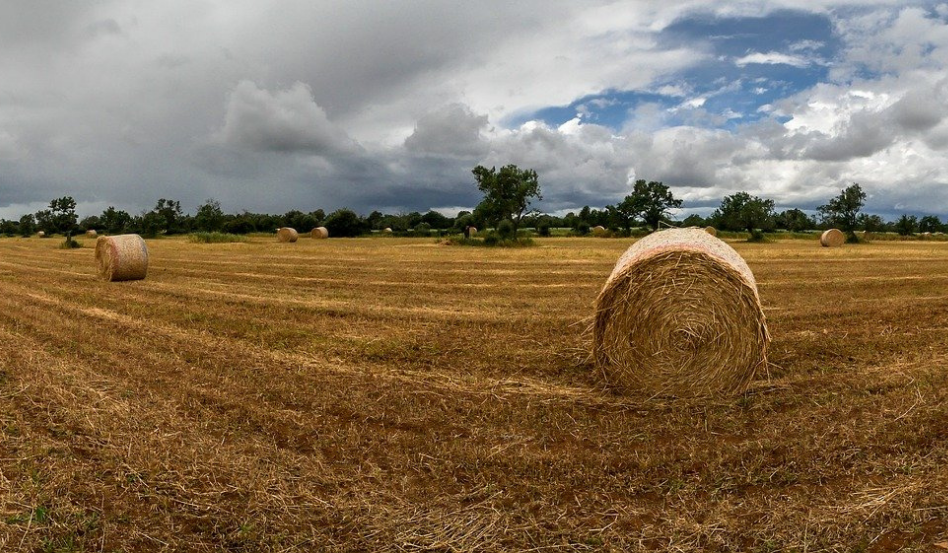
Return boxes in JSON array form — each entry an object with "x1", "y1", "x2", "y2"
[{"x1": 1, "y1": 1, "x2": 947, "y2": 220}]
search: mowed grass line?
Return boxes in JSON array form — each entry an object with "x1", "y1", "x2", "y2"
[{"x1": 0, "y1": 236, "x2": 947, "y2": 551}]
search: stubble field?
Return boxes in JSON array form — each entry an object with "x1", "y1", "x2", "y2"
[{"x1": 1, "y1": 234, "x2": 947, "y2": 552}]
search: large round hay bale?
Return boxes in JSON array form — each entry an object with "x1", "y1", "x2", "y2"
[
  {"x1": 37, "y1": 231, "x2": 45, "y2": 238},
  {"x1": 593, "y1": 228, "x2": 769, "y2": 397},
  {"x1": 704, "y1": 226, "x2": 717, "y2": 236},
  {"x1": 383, "y1": 227, "x2": 393, "y2": 234},
  {"x1": 86, "y1": 229, "x2": 97, "y2": 238},
  {"x1": 277, "y1": 227, "x2": 299, "y2": 242},
  {"x1": 311, "y1": 227, "x2": 329, "y2": 239},
  {"x1": 820, "y1": 228, "x2": 845, "y2": 247},
  {"x1": 468, "y1": 227, "x2": 477, "y2": 236},
  {"x1": 592, "y1": 225, "x2": 607, "y2": 236},
  {"x1": 95, "y1": 234, "x2": 148, "y2": 282}
]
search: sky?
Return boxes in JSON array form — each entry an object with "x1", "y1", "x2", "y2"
[{"x1": 1, "y1": 1, "x2": 947, "y2": 220}]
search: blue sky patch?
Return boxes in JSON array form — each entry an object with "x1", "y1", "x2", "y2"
[{"x1": 509, "y1": 9, "x2": 841, "y2": 132}]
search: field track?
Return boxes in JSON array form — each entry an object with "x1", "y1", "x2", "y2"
[{"x1": 1, "y1": 235, "x2": 948, "y2": 551}]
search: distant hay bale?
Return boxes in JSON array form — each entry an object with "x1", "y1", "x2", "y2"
[
  {"x1": 277, "y1": 227, "x2": 299, "y2": 242},
  {"x1": 820, "y1": 229, "x2": 845, "y2": 247},
  {"x1": 468, "y1": 227, "x2": 477, "y2": 236},
  {"x1": 704, "y1": 226, "x2": 717, "y2": 236},
  {"x1": 37, "y1": 231, "x2": 45, "y2": 238},
  {"x1": 95, "y1": 234, "x2": 148, "y2": 282},
  {"x1": 86, "y1": 229, "x2": 97, "y2": 238},
  {"x1": 593, "y1": 228, "x2": 769, "y2": 397},
  {"x1": 383, "y1": 227, "x2": 393, "y2": 234},
  {"x1": 311, "y1": 226, "x2": 329, "y2": 239},
  {"x1": 592, "y1": 225, "x2": 607, "y2": 236}
]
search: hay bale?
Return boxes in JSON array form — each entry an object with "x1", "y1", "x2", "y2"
[
  {"x1": 383, "y1": 227, "x2": 393, "y2": 234},
  {"x1": 277, "y1": 227, "x2": 299, "y2": 242},
  {"x1": 311, "y1": 226, "x2": 329, "y2": 239},
  {"x1": 86, "y1": 229, "x2": 97, "y2": 238},
  {"x1": 592, "y1": 225, "x2": 608, "y2": 236},
  {"x1": 95, "y1": 234, "x2": 148, "y2": 282},
  {"x1": 820, "y1": 228, "x2": 845, "y2": 247},
  {"x1": 37, "y1": 231, "x2": 45, "y2": 238},
  {"x1": 593, "y1": 228, "x2": 769, "y2": 397},
  {"x1": 704, "y1": 226, "x2": 717, "y2": 236},
  {"x1": 468, "y1": 227, "x2": 477, "y2": 236}
]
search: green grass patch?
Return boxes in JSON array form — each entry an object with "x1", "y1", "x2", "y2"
[
  {"x1": 439, "y1": 235, "x2": 535, "y2": 247},
  {"x1": 188, "y1": 232, "x2": 249, "y2": 244}
]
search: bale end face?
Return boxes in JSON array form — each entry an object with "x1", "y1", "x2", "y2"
[
  {"x1": 311, "y1": 227, "x2": 329, "y2": 239},
  {"x1": 95, "y1": 234, "x2": 148, "y2": 282},
  {"x1": 593, "y1": 228, "x2": 769, "y2": 397},
  {"x1": 820, "y1": 229, "x2": 845, "y2": 247},
  {"x1": 277, "y1": 227, "x2": 299, "y2": 242}
]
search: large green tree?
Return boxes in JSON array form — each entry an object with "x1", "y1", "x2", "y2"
[
  {"x1": 711, "y1": 192, "x2": 775, "y2": 239},
  {"x1": 606, "y1": 195, "x2": 640, "y2": 232},
  {"x1": 624, "y1": 180, "x2": 682, "y2": 231},
  {"x1": 818, "y1": 183, "x2": 866, "y2": 240},
  {"x1": 324, "y1": 208, "x2": 370, "y2": 237},
  {"x1": 472, "y1": 164, "x2": 541, "y2": 233},
  {"x1": 100, "y1": 206, "x2": 133, "y2": 235},
  {"x1": 35, "y1": 196, "x2": 78, "y2": 237},
  {"x1": 775, "y1": 208, "x2": 814, "y2": 232},
  {"x1": 195, "y1": 199, "x2": 226, "y2": 232},
  {"x1": 150, "y1": 198, "x2": 185, "y2": 235}
]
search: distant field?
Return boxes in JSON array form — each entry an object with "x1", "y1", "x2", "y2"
[{"x1": 1, "y1": 234, "x2": 947, "y2": 551}]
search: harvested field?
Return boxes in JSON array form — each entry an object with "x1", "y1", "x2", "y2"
[{"x1": 1, "y1": 236, "x2": 947, "y2": 551}]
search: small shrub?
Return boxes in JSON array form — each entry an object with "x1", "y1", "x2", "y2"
[
  {"x1": 747, "y1": 229, "x2": 768, "y2": 242},
  {"x1": 575, "y1": 221, "x2": 590, "y2": 236},
  {"x1": 537, "y1": 221, "x2": 551, "y2": 237},
  {"x1": 414, "y1": 222, "x2": 432, "y2": 237},
  {"x1": 497, "y1": 220, "x2": 515, "y2": 240},
  {"x1": 60, "y1": 236, "x2": 81, "y2": 249}
]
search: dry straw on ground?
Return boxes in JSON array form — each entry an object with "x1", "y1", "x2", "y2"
[
  {"x1": 94, "y1": 234, "x2": 148, "y2": 282},
  {"x1": 277, "y1": 228, "x2": 299, "y2": 242},
  {"x1": 704, "y1": 226, "x2": 717, "y2": 236},
  {"x1": 820, "y1": 228, "x2": 845, "y2": 247},
  {"x1": 311, "y1": 227, "x2": 329, "y2": 239},
  {"x1": 86, "y1": 229, "x2": 97, "y2": 238},
  {"x1": 593, "y1": 228, "x2": 769, "y2": 397}
]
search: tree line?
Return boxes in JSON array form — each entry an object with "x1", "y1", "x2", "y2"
[{"x1": 2, "y1": 172, "x2": 945, "y2": 241}]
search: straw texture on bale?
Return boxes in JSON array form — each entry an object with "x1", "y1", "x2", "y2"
[
  {"x1": 277, "y1": 227, "x2": 299, "y2": 242},
  {"x1": 593, "y1": 228, "x2": 769, "y2": 397},
  {"x1": 704, "y1": 226, "x2": 717, "y2": 236},
  {"x1": 311, "y1": 227, "x2": 329, "y2": 239},
  {"x1": 86, "y1": 229, "x2": 97, "y2": 238},
  {"x1": 95, "y1": 234, "x2": 148, "y2": 282},
  {"x1": 820, "y1": 228, "x2": 845, "y2": 247}
]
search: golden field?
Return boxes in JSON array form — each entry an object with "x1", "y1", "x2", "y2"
[{"x1": 1, "y1": 234, "x2": 947, "y2": 552}]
